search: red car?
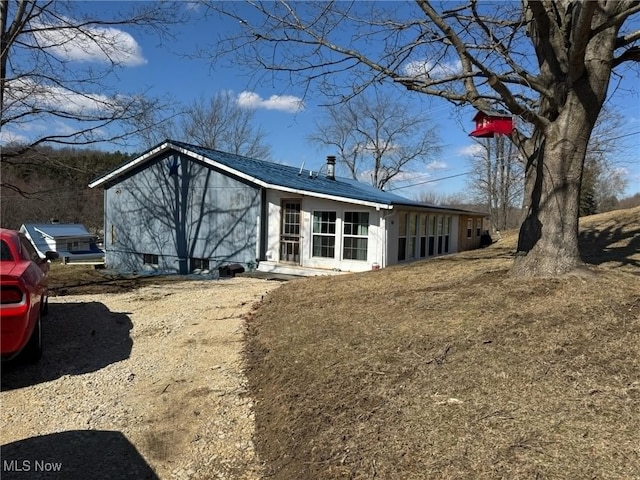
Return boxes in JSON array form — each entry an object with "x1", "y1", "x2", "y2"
[{"x1": 1, "y1": 228, "x2": 58, "y2": 362}]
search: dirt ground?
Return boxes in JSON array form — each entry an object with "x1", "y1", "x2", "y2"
[
  {"x1": 244, "y1": 207, "x2": 640, "y2": 479},
  {"x1": 1, "y1": 276, "x2": 281, "y2": 479},
  {"x1": 2, "y1": 207, "x2": 638, "y2": 480}
]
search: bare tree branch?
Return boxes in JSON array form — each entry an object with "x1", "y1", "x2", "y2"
[
  {"x1": 206, "y1": 0, "x2": 640, "y2": 277},
  {"x1": 309, "y1": 88, "x2": 441, "y2": 190},
  {"x1": 1, "y1": 0, "x2": 184, "y2": 157}
]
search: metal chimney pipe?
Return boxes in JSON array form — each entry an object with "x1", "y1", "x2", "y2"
[{"x1": 326, "y1": 155, "x2": 336, "y2": 180}]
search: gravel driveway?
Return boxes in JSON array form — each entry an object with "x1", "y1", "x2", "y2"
[{"x1": 1, "y1": 277, "x2": 281, "y2": 479}]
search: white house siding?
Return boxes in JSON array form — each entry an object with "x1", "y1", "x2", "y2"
[
  {"x1": 264, "y1": 190, "x2": 384, "y2": 273},
  {"x1": 104, "y1": 152, "x2": 261, "y2": 274},
  {"x1": 54, "y1": 239, "x2": 93, "y2": 252}
]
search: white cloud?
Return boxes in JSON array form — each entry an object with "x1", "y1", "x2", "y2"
[
  {"x1": 237, "y1": 91, "x2": 304, "y2": 113},
  {"x1": 183, "y1": 2, "x2": 201, "y2": 11},
  {"x1": 457, "y1": 144, "x2": 485, "y2": 157},
  {"x1": 426, "y1": 160, "x2": 449, "y2": 171},
  {"x1": 0, "y1": 130, "x2": 29, "y2": 145},
  {"x1": 32, "y1": 20, "x2": 146, "y2": 66},
  {"x1": 5, "y1": 78, "x2": 124, "y2": 114},
  {"x1": 403, "y1": 59, "x2": 462, "y2": 79}
]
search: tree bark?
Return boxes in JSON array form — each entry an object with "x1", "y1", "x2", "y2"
[{"x1": 511, "y1": 120, "x2": 589, "y2": 277}]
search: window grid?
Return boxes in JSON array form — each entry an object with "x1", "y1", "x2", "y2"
[
  {"x1": 312, "y1": 211, "x2": 336, "y2": 258},
  {"x1": 344, "y1": 212, "x2": 369, "y2": 261},
  {"x1": 282, "y1": 202, "x2": 301, "y2": 236},
  {"x1": 143, "y1": 253, "x2": 159, "y2": 265}
]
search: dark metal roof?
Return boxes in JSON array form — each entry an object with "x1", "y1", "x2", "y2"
[
  {"x1": 89, "y1": 140, "x2": 487, "y2": 215},
  {"x1": 90, "y1": 140, "x2": 429, "y2": 208},
  {"x1": 21, "y1": 223, "x2": 93, "y2": 239},
  {"x1": 170, "y1": 140, "x2": 427, "y2": 207}
]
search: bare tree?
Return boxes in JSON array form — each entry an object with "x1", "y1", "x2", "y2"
[
  {"x1": 0, "y1": 0, "x2": 181, "y2": 160},
  {"x1": 208, "y1": 1, "x2": 640, "y2": 277},
  {"x1": 417, "y1": 190, "x2": 446, "y2": 206},
  {"x1": 582, "y1": 108, "x2": 630, "y2": 213},
  {"x1": 135, "y1": 91, "x2": 272, "y2": 159},
  {"x1": 309, "y1": 89, "x2": 440, "y2": 190},
  {"x1": 417, "y1": 190, "x2": 470, "y2": 207},
  {"x1": 180, "y1": 92, "x2": 271, "y2": 159},
  {"x1": 466, "y1": 136, "x2": 524, "y2": 230}
]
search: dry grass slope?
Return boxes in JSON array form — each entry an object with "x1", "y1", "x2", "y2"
[{"x1": 245, "y1": 207, "x2": 640, "y2": 480}]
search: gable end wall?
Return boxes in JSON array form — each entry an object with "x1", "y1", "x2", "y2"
[{"x1": 103, "y1": 152, "x2": 261, "y2": 274}]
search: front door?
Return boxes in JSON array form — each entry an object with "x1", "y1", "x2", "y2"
[{"x1": 280, "y1": 200, "x2": 301, "y2": 264}]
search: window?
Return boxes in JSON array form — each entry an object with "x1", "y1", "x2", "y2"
[
  {"x1": 282, "y1": 201, "x2": 301, "y2": 236},
  {"x1": 408, "y1": 214, "x2": 418, "y2": 259},
  {"x1": 190, "y1": 257, "x2": 210, "y2": 271},
  {"x1": 397, "y1": 213, "x2": 407, "y2": 261},
  {"x1": 420, "y1": 215, "x2": 428, "y2": 258},
  {"x1": 143, "y1": 253, "x2": 159, "y2": 265},
  {"x1": 312, "y1": 211, "x2": 336, "y2": 258},
  {"x1": 467, "y1": 218, "x2": 473, "y2": 239},
  {"x1": 66, "y1": 241, "x2": 79, "y2": 251},
  {"x1": 444, "y1": 216, "x2": 451, "y2": 253},
  {"x1": 20, "y1": 236, "x2": 39, "y2": 262},
  {"x1": 476, "y1": 218, "x2": 482, "y2": 237},
  {"x1": 343, "y1": 212, "x2": 369, "y2": 261},
  {"x1": 428, "y1": 216, "x2": 436, "y2": 256},
  {"x1": 1, "y1": 241, "x2": 13, "y2": 261},
  {"x1": 437, "y1": 216, "x2": 444, "y2": 254}
]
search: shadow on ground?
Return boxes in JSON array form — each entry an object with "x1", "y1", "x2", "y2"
[
  {"x1": 1, "y1": 430, "x2": 158, "y2": 479},
  {"x1": 579, "y1": 218, "x2": 640, "y2": 272},
  {"x1": 1, "y1": 302, "x2": 132, "y2": 391}
]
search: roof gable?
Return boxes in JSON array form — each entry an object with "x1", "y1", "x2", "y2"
[{"x1": 89, "y1": 140, "x2": 424, "y2": 209}]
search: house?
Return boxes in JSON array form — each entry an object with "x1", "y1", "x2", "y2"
[
  {"x1": 20, "y1": 223, "x2": 104, "y2": 263},
  {"x1": 88, "y1": 140, "x2": 487, "y2": 276}
]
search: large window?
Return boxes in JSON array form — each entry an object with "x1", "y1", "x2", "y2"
[
  {"x1": 429, "y1": 216, "x2": 436, "y2": 256},
  {"x1": 408, "y1": 214, "x2": 418, "y2": 259},
  {"x1": 343, "y1": 212, "x2": 369, "y2": 261},
  {"x1": 420, "y1": 215, "x2": 428, "y2": 258},
  {"x1": 20, "y1": 236, "x2": 39, "y2": 262},
  {"x1": 312, "y1": 211, "x2": 336, "y2": 258},
  {"x1": 398, "y1": 213, "x2": 407, "y2": 261},
  {"x1": 444, "y1": 216, "x2": 451, "y2": 253},
  {"x1": 437, "y1": 216, "x2": 444, "y2": 254}
]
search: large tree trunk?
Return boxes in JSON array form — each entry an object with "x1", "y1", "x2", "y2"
[{"x1": 511, "y1": 115, "x2": 592, "y2": 277}]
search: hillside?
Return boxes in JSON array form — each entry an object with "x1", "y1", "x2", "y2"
[
  {"x1": 245, "y1": 207, "x2": 640, "y2": 479},
  {"x1": 0, "y1": 146, "x2": 130, "y2": 231}
]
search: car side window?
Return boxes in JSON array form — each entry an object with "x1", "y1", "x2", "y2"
[
  {"x1": 20, "y1": 236, "x2": 40, "y2": 262},
  {"x1": 0, "y1": 240, "x2": 13, "y2": 261}
]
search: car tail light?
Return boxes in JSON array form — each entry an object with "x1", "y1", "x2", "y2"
[{"x1": 0, "y1": 286, "x2": 25, "y2": 304}]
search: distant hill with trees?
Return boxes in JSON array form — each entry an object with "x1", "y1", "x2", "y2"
[{"x1": 1, "y1": 146, "x2": 131, "y2": 233}]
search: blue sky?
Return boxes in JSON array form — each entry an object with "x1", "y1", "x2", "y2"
[{"x1": 3, "y1": 1, "x2": 639, "y2": 200}]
